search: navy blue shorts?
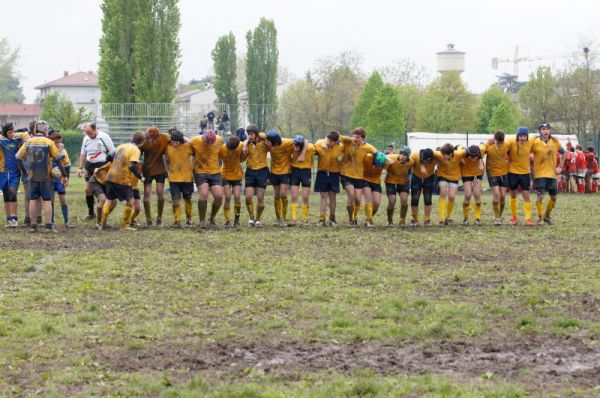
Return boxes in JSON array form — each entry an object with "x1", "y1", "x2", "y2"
[
  {"x1": 144, "y1": 172, "x2": 167, "y2": 185},
  {"x1": 462, "y1": 175, "x2": 483, "y2": 183},
  {"x1": 28, "y1": 181, "x2": 53, "y2": 201},
  {"x1": 133, "y1": 189, "x2": 141, "y2": 200},
  {"x1": 245, "y1": 167, "x2": 269, "y2": 189},
  {"x1": 488, "y1": 174, "x2": 509, "y2": 188},
  {"x1": 106, "y1": 181, "x2": 133, "y2": 202},
  {"x1": 170, "y1": 182, "x2": 194, "y2": 200},
  {"x1": 194, "y1": 173, "x2": 222, "y2": 187},
  {"x1": 508, "y1": 173, "x2": 530, "y2": 190},
  {"x1": 223, "y1": 179, "x2": 242, "y2": 187},
  {"x1": 270, "y1": 172, "x2": 291, "y2": 186},
  {"x1": 385, "y1": 183, "x2": 410, "y2": 195},
  {"x1": 291, "y1": 167, "x2": 311, "y2": 187},
  {"x1": 534, "y1": 178, "x2": 558, "y2": 196},
  {"x1": 314, "y1": 171, "x2": 340, "y2": 193},
  {"x1": 366, "y1": 181, "x2": 382, "y2": 193},
  {"x1": 53, "y1": 178, "x2": 66, "y2": 194},
  {"x1": 341, "y1": 176, "x2": 366, "y2": 189},
  {"x1": 0, "y1": 172, "x2": 20, "y2": 192},
  {"x1": 410, "y1": 175, "x2": 434, "y2": 191}
]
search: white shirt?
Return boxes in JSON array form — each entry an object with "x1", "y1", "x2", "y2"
[{"x1": 80, "y1": 130, "x2": 115, "y2": 163}]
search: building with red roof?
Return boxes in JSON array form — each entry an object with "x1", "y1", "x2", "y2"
[
  {"x1": 35, "y1": 71, "x2": 101, "y2": 113},
  {"x1": 0, "y1": 103, "x2": 41, "y2": 130}
]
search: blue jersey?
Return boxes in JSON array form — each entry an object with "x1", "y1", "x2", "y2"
[{"x1": 0, "y1": 137, "x2": 23, "y2": 173}]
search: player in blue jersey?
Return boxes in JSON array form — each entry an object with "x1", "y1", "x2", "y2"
[{"x1": 0, "y1": 123, "x2": 25, "y2": 227}]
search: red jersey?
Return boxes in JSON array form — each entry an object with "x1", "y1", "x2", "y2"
[
  {"x1": 566, "y1": 151, "x2": 577, "y2": 173},
  {"x1": 585, "y1": 152, "x2": 595, "y2": 171},
  {"x1": 576, "y1": 150, "x2": 586, "y2": 169},
  {"x1": 593, "y1": 158, "x2": 599, "y2": 174}
]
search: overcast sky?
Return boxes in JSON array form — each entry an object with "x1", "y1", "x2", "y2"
[{"x1": 2, "y1": 0, "x2": 599, "y2": 103}]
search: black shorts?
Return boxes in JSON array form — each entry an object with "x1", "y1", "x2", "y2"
[
  {"x1": 194, "y1": 173, "x2": 223, "y2": 187},
  {"x1": 314, "y1": 171, "x2": 340, "y2": 193},
  {"x1": 28, "y1": 181, "x2": 53, "y2": 201},
  {"x1": 385, "y1": 183, "x2": 410, "y2": 195},
  {"x1": 89, "y1": 180, "x2": 106, "y2": 198},
  {"x1": 291, "y1": 167, "x2": 311, "y2": 187},
  {"x1": 133, "y1": 189, "x2": 141, "y2": 200},
  {"x1": 366, "y1": 181, "x2": 382, "y2": 193},
  {"x1": 144, "y1": 172, "x2": 167, "y2": 185},
  {"x1": 245, "y1": 167, "x2": 269, "y2": 189},
  {"x1": 270, "y1": 172, "x2": 291, "y2": 186},
  {"x1": 223, "y1": 179, "x2": 242, "y2": 187},
  {"x1": 106, "y1": 181, "x2": 133, "y2": 202},
  {"x1": 508, "y1": 173, "x2": 530, "y2": 190},
  {"x1": 85, "y1": 161, "x2": 109, "y2": 182},
  {"x1": 462, "y1": 175, "x2": 483, "y2": 183},
  {"x1": 534, "y1": 178, "x2": 558, "y2": 196},
  {"x1": 170, "y1": 182, "x2": 194, "y2": 200},
  {"x1": 341, "y1": 176, "x2": 366, "y2": 189},
  {"x1": 410, "y1": 175, "x2": 435, "y2": 191},
  {"x1": 488, "y1": 174, "x2": 509, "y2": 188}
]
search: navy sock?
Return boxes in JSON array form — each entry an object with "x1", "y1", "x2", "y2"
[{"x1": 61, "y1": 203, "x2": 69, "y2": 223}]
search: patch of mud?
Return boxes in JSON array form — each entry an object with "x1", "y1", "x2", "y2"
[{"x1": 98, "y1": 335, "x2": 600, "y2": 389}]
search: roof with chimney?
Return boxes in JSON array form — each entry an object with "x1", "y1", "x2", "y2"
[{"x1": 35, "y1": 71, "x2": 99, "y2": 89}]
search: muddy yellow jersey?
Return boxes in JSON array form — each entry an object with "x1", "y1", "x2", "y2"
[
  {"x1": 291, "y1": 144, "x2": 316, "y2": 169},
  {"x1": 165, "y1": 143, "x2": 194, "y2": 183},
  {"x1": 269, "y1": 139, "x2": 294, "y2": 174},
  {"x1": 314, "y1": 139, "x2": 344, "y2": 173},
  {"x1": 385, "y1": 155, "x2": 413, "y2": 185},
  {"x1": 507, "y1": 136, "x2": 535, "y2": 175},
  {"x1": 434, "y1": 149, "x2": 466, "y2": 181},
  {"x1": 219, "y1": 143, "x2": 245, "y2": 181},
  {"x1": 246, "y1": 133, "x2": 269, "y2": 170},
  {"x1": 339, "y1": 136, "x2": 377, "y2": 179},
  {"x1": 16, "y1": 135, "x2": 61, "y2": 182},
  {"x1": 484, "y1": 141, "x2": 510, "y2": 177},
  {"x1": 410, "y1": 152, "x2": 437, "y2": 179},
  {"x1": 362, "y1": 153, "x2": 384, "y2": 184},
  {"x1": 140, "y1": 133, "x2": 170, "y2": 177},
  {"x1": 532, "y1": 138, "x2": 564, "y2": 179},
  {"x1": 460, "y1": 145, "x2": 485, "y2": 177},
  {"x1": 191, "y1": 135, "x2": 224, "y2": 174},
  {"x1": 106, "y1": 143, "x2": 141, "y2": 186},
  {"x1": 94, "y1": 162, "x2": 111, "y2": 185}
]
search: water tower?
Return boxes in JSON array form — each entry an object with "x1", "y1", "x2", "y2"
[{"x1": 436, "y1": 43, "x2": 465, "y2": 74}]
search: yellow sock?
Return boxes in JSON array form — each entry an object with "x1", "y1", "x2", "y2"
[
  {"x1": 256, "y1": 205, "x2": 265, "y2": 220},
  {"x1": 290, "y1": 203, "x2": 298, "y2": 221},
  {"x1": 411, "y1": 210, "x2": 418, "y2": 221},
  {"x1": 510, "y1": 197, "x2": 518, "y2": 218},
  {"x1": 424, "y1": 213, "x2": 431, "y2": 222},
  {"x1": 130, "y1": 208, "x2": 140, "y2": 223},
  {"x1": 173, "y1": 204, "x2": 181, "y2": 223},
  {"x1": 545, "y1": 198, "x2": 556, "y2": 218},
  {"x1": 246, "y1": 201, "x2": 255, "y2": 220},
  {"x1": 234, "y1": 204, "x2": 241, "y2": 217},
  {"x1": 438, "y1": 198, "x2": 446, "y2": 222},
  {"x1": 536, "y1": 201, "x2": 543, "y2": 219},
  {"x1": 446, "y1": 199, "x2": 455, "y2": 220},
  {"x1": 184, "y1": 199, "x2": 192, "y2": 220},
  {"x1": 462, "y1": 202, "x2": 470, "y2": 220},
  {"x1": 224, "y1": 208, "x2": 231, "y2": 222},
  {"x1": 400, "y1": 205, "x2": 408, "y2": 222},
  {"x1": 281, "y1": 197, "x2": 288, "y2": 221},
  {"x1": 275, "y1": 198, "x2": 281, "y2": 220},
  {"x1": 301, "y1": 204, "x2": 309, "y2": 222},
  {"x1": 352, "y1": 204, "x2": 360, "y2": 221},
  {"x1": 365, "y1": 204, "x2": 373, "y2": 222},
  {"x1": 319, "y1": 214, "x2": 326, "y2": 222},
  {"x1": 492, "y1": 202, "x2": 500, "y2": 218},
  {"x1": 101, "y1": 203, "x2": 113, "y2": 227},
  {"x1": 499, "y1": 202, "x2": 505, "y2": 217},
  {"x1": 524, "y1": 201, "x2": 532, "y2": 221},
  {"x1": 121, "y1": 204, "x2": 133, "y2": 228},
  {"x1": 474, "y1": 202, "x2": 481, "y2": 220}
]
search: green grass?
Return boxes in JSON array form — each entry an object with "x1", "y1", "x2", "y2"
[{"x1": 0, "y1": 178, "x2": 599, "y2": 396}]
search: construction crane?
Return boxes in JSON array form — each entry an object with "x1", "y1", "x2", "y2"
[{"x1": 491, "y1": 46, "x2": 592, "y2": 77}]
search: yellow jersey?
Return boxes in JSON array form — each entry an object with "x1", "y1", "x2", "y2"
[
  {"x1": 410, "y1": 152, "x2": 437, "y2": 179},
  {"x1": 191, "y1": 135, "x2": 224, "y2": 174},
  {"x1": 269, "y1": 138, "x2": 294, "y2": 174},
  {"x1": 362, "y1": 153, "x2": 384, "y2": 184},
  {"x1": 507, "y1": 135, "x2": 535, "y2": 175},
  {"x1": 94, "y1": 162, "x2": 111, "y2": 185},
  {"x1": 314, "y1": 139, "x2": 345, "y2": 173},
  {"x1": 532, "y1": 137, "x2": 563, "y2": 179},
  {"x1": 434, "y1": 148, "x2": 466, "y2": 181},
  {"x1": 140, "y1": 133, "x2": 170, "y2": 177},
  {"x1": 460, "y1": 145, "x2": 485, "y2": 177},
  {"x1": 106, "y1": 143, "x2": 141, "y2": 186},
  {"x1": 385, "y1": 155, "x2": 413, "y2": 185},
  {"x1": 16, "y1": 135, "x2": 61, "y2": 182},
  {"x1": 291, "y1": 144, "x2": 316, "y2": 169},
  {"x1": 339, "y1": 136, "x2": 377, "y2": 179},
  {"x1": 219, "y1": 143, "x2": 245, "y2": 181},
  {"x1": 484, "y1": 141, "x2": 510, "y2": 177},
  {"x1": 246, "y1": 133, "x2": 269, "y2": 170},
  {"x1": 165, "y1": 143, "x2": 194, "y2": 183}
]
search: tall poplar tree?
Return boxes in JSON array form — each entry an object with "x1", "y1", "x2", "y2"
[{"x1": 212, "y1": 32, "x2": 238, "y2": 130}]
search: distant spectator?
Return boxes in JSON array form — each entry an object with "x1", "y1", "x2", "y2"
[
  {"x1": 222, "y1": 111, "x2": 230, "y2": 133},
  {"x1": 200, "y1": 115, "x2": 208, "y2": 133},
  {"x1": 216, "y1": 115, "x2": 225, "y2": 135},
  {"x1": 207, "y1": 111, "x2": 215, "y2": 130}
]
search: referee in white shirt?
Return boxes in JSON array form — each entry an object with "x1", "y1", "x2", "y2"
[{"x1": 77, "y1": 123, "x2": 115, "y2": 219}]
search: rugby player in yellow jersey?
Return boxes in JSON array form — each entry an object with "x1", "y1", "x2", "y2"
[
  {"x1": 313, "y1": 131, "x2": 345, "y2": 227},
  {"x1": 339, "y1": 127, "x2": 377, "y2": 227},
  {"x1": 219, "y1": 135, "x2": 246, "y2": 227},
  {"x1": 191, "y1": 130, "x2": 224, "y2": 228},
  {"x1": 410, "y1": 148, "x2": 437, "y2": 226},
  {"x1": 242, "y1": 124, "x2": 269, "y2": 227},
  {"x1": 16, "y1": 121, "x2": 68, "y2": 233},
  {"x1": 266, "y1": 130, "x2": 295, "y2": 226},
  {"x1": 384, "y1": 146, "x2": 413, "y2": 226},
  {"x1": 90, "y1": 162, "x2": 110, "y2": 228},
  {"x1": 362, "y1": 151, "x2": 388, "y2": 227},
  {"x1": 506, "y1": 126, "x2": 536, "y2": 225},
  {"x1": 140, "y1": 126, "x2": 171, "y2": 228},
  {"x1": 434, "y1": 144, "x2": 467, "y2": 226},
  {"x1": 165, "y1": 130, "x2": 194, "y2": 228},
  {"x1": 289, "y1": 135, "x2": 316, "y2": 226},
  {"x1": 532, "y1": 123, "x2": 566, "y2": 225},
  {"x1": 460, "y1": 145, "x2": 485, "y2": 226},
  {"x1": 100, "y1": 132, "x2": 146, "y2": 230},
  {"x1": 484, "y1": 130, "x2": 511, "y2": 225},
  {"x1": 128, "y1": 163, "x2": 143, "y2": 227}
]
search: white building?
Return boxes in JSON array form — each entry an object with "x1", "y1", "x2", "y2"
[{"x1": 35, "y1": 71, "x2": 101, "y2": 113}]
